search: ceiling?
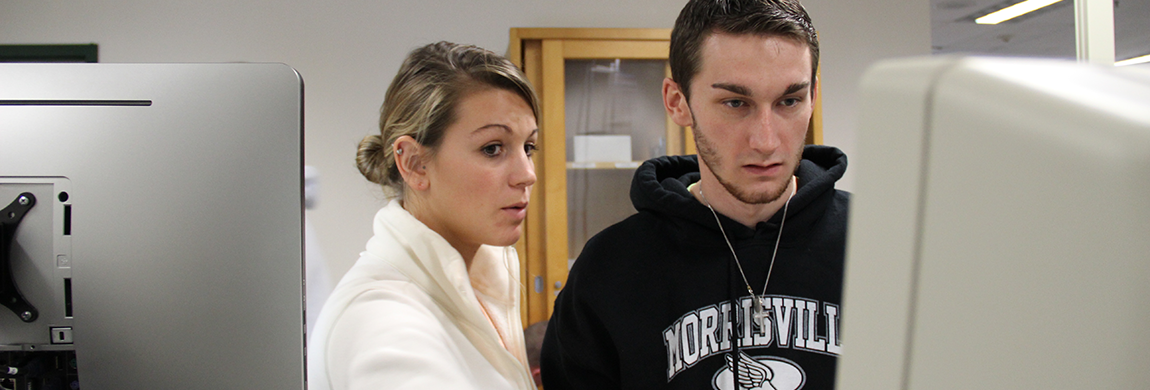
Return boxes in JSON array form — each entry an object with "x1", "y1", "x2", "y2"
[{"x1": 931, "y1": 0, "x2": 1150, "y2": 64}]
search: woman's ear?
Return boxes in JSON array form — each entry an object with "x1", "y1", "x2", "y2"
[{"x1": 393, "y1": 136, "x2": 428, "y2": 191}]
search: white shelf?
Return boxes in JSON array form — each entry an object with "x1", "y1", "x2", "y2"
[{"x1": 566, "y1": 161, "x2": 643, "y2": 170}]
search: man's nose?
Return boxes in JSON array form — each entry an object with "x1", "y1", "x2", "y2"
[{"x1": 747, "y1": 109, "x2": 781, "y2": 153}]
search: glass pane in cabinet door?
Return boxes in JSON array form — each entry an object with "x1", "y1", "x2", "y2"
[
  {"x1": 566, "y1": 59, "x2": 670, "y2": 269},
  {"x1": 1115, "y1": 0, "x2": 1150, "y2": 69}
]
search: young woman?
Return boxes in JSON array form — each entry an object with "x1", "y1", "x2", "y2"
[{"x1": 309, "y1": 41, "x2": 539, "y2": 390}]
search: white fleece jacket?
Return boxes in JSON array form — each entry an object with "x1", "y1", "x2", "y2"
[{"x1": 308, "y1": 199, "x2": 536, "y2": 390}]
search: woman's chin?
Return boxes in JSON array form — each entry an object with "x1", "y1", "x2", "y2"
[{"x1": 489, "y1": 227, "x2": 523, "y2": 248}]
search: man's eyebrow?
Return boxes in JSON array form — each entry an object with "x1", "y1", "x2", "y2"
[
  {"x1": 711, "y1": 81, "x2": 812, "y2": 97},
  {"x1": 784, "y1": 81, "x2": 811, "y2": 96},
  {"x1": 711, "y1": 83, "x2": 752, "y2": 97}
]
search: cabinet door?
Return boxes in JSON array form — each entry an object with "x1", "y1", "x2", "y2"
[
  {"x1": 511, "y1": 30, "x2": 678, "y2": 325},
  {"x1": 538, "y1": 38, "x2": 679, "y2": 319}
]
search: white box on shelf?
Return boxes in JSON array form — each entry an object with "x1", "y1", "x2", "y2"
[{"x1": 573, "y1": 135, "x2": 631, "y2": 162}]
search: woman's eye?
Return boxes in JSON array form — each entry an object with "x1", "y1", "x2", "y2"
[
  {"x1": 482, "y1": 144, "x2": 503, "y2": 157},
  {"x1": 524, "y1": 143, "x2": 537, "y2": 157}
]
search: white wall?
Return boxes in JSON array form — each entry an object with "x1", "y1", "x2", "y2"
[{"x1": 1, "y1": 0, "x2": 930, "y2": 285}]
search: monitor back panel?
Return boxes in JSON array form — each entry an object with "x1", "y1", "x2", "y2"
[
  {"x1": 841, "y1": 57, "x2": 1150, "y2": 390},
  {"x1": 0, "y1": 63, "x2": 305, "y2": 389}
]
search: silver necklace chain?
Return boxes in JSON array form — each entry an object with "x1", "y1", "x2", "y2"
[{"x1": 698, "y1": 177, "x2": 794, "y2": 327}]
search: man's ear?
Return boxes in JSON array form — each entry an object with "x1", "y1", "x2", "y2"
[
  {"x1": 663, "y1": 77, "x2": 694, "y2": 128},
  {"x1": 393, "y1": 135, "x2": 428, "y2": 191}
]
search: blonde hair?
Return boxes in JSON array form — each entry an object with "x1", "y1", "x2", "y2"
[{"x1": 356, "y1": 41, "x2": 540, "y2": 197}]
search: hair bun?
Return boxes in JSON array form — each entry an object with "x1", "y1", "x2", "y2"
[{"x1": 356, "y1": 134, "x2": 389, "y2": 184}]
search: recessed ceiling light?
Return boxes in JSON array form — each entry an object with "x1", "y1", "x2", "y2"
[
  {"x1": 975, "y1": 0, "x2": 1063, "y2": 25},
  {"x1": 1115, "y1": 54, "x2": 1150, "y2": 67}
]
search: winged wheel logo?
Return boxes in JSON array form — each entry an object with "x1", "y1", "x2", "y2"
[{"x1": 711, "y1": 352, "x2": 805, "y2": 390}]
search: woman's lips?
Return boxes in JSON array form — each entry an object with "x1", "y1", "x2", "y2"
[{"x1": 502, "y1": 202, "x2": 528, "y2": 220}]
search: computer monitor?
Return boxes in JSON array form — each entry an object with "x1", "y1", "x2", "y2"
[
  {"x1": 838, "y1": 56, "x2": 1150, "y2": 389},
  {"x1": 0, "y1": 63, "x2": 305, "y2": 389}
]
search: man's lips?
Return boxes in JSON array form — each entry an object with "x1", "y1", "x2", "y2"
[{"x1": 742, "y1": 162, "x2": 783, "y2": 175}]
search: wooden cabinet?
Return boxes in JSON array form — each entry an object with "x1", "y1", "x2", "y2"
[{"x1": 507, "y1": 28, "x2": 822, "y2": 326}]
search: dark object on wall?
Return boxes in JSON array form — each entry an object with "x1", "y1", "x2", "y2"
[{"x1": 0, "y1": 44, "x2": 98, "y2": 63}]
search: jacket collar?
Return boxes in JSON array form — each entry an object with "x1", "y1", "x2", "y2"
[{"x1": 363, "y1": 199, "x2": 534, "y2": 388}]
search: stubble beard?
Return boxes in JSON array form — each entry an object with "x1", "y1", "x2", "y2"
[{"x1": 694, "y1": 124, "x2": 802, "y2": 205}]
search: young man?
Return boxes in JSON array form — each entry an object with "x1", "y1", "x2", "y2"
[{"x1": 540, "y1": 0, "x2": 849, "y2": 389}]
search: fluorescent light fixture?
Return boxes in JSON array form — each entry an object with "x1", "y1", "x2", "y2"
[
  {"x1": 1115, "y1": 54, "x2": 1150, "y2": 67},
  {"x1": 975, "y1": 0, "x2": 1063, "y2": 25}
]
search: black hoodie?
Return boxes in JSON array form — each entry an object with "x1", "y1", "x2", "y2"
[{"x1": 542, "y1": 145, "x2": 850, "y2": 390}]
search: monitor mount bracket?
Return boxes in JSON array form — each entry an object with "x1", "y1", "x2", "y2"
[{"x1": 1, "y1": 192, "x2": 39, "y2": 323}]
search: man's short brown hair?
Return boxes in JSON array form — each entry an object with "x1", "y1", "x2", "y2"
[{"x1": 669, "y1": 0, "x2": 819, "y2": 100}]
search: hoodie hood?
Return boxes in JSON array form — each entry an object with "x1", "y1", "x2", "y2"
[{"x1": 630, "y1": 145, "x2": 848, "y2": 241}]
